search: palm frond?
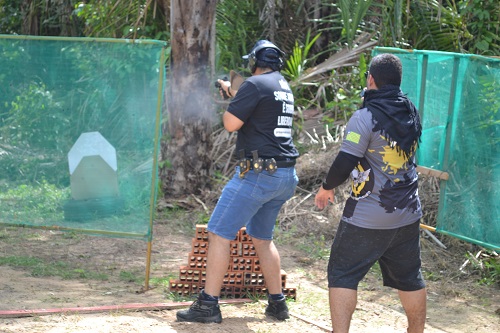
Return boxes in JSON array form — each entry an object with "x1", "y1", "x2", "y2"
[
  {"x1": 338, "y1": 0, "x2": 373, "y2": 48},
  {"x1": 405, "y1": 0, "x2": 464, "y2": 52},
  {"x1": 283, "y1": 30, "x2": 322, "y2": 81},
  {"x1": 294, "y1": 33, "x2": 377, "y2": 85}
]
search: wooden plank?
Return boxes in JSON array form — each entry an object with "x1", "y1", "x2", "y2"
[{"x1": 416, "y1": 166, "x2": 449, "y2": 180}]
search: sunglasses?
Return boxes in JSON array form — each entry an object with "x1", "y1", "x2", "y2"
[{"x1": 364, "y1": 71, "x2": 369, "y2": 79}]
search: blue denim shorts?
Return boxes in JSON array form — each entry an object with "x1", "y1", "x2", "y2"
[{"x1": 207, "y1": 166, "x2": 298, "y2": 240}]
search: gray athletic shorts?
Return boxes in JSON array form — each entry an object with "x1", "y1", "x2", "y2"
[{"x1": 327, "y1": 220, "x2": 426, "y2": 291}]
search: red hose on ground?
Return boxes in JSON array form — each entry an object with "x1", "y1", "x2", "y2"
[{"x1": 0, "y1": 299, "x2": 253, "y2": 318}]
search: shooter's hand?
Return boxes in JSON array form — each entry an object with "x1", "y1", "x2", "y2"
[{"x1": 216, "y1": 79, "x2": 232, "y2": 99}]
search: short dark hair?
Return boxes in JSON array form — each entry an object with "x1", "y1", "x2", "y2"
[{"x1": 369, "y1": 53, "x2": 402, "y2": 87}]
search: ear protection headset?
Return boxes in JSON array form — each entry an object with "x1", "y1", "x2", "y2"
[{"x1": 243, "y1": 40, "x2": 285, "y2": 73}]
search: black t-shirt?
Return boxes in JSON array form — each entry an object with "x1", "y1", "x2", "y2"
[{"x1": 227, "y1": 71, "x2": 299, "y2": 160}]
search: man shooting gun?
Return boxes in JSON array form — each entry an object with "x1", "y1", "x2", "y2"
[{"x1": 177, "y1": 39, "x2": 299, "y2": 324}]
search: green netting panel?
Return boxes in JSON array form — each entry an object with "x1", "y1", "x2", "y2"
[
  {"x1": 373, "y1": 47, "x2": 500, "y2": 250},
  {"x1": 0, "y1": 35, "x2": 166, "y2": 240}
]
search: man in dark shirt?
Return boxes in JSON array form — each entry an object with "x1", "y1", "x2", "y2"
[{"x1": 177, "y1": 40, "x2": 299, "y2": 324}]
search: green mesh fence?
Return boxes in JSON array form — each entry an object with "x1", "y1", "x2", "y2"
[
  {"x1": 373, "y1": 47, "x2": 500, "y2": 250},
  {"x1": 0, "y1": 35, "x2": 166, "y2": 241}
]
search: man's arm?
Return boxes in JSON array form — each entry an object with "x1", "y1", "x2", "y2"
[
  {"x1": 223, "y1": 111, "x2": 244, "y2": 132},
  {"x1": 322, "y1": 151, "x2": 359, "y2": 189},
  {"x1": 315, "y1": 151, "x2": 360, "y2": 210},
  {"x1": 218, "y1": 78, "x2": 244, "y2": 132}
]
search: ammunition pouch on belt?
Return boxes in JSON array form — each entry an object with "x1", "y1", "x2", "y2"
[{"x1": 238, "y1": 149, "x2": 295, "y2": 178}]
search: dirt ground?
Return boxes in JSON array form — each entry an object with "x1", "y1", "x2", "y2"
[{"x1": 0, "y1": 212, "x2": 499, "y2": 333}]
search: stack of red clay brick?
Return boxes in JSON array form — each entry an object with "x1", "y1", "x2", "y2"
[{"x1": 169, "y1": 224, "x2": 297, "y2": 300}]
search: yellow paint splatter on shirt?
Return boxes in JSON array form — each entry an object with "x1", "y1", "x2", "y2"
[{"x1": 379, "y1": 136, "x2": 409, "y2": 175}]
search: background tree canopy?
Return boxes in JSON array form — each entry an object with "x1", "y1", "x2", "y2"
[
  {"x1": 1, "y1": 0, "x2": 498, "y2": 120},
  {"x1": 0, "y1": 0, "x2": 498, "y2": 196}
]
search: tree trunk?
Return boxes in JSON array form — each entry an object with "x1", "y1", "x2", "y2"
[{"x1": 160, "y1": 0, "x2": 217, "y2": 198}]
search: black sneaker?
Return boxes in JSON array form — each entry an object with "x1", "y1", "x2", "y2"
[
  {"x1": 265, "y1": 298, "x2": 290, "y2": 320},
  {"x1": 176, "y1": 297, "x2": 222, "y2": 323}
]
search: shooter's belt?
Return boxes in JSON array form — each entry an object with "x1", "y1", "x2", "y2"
[
  {"x1": 237, "y1": 149, "x2": 296, "y2": 178},
  {"x1": 246, "y1": 158, "x2": 296, "y2": 169}
]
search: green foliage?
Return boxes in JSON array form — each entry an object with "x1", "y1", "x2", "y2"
[
  {"x1": 74, "y1": 0, "x2": 168, "y2": 40},
  {"x1": 283, "y1": 2, "x2": 372, "y2": 126},
  {"x1": 283, "y1": 30, "x2": 321, "y2": 82},
  {"x1": 4, "y1": 82, "x2": 68, "y2": 151},
  {"x1": 423, "y1": 270, "x2": 441, "y2": 282},
  {"x1": 165, "y1": 290, "x2": 192, "y2": 302},
  {"x1": 0, "y1": 0, "x2": 23, "y2": 34},
  {"x1": 0, "y1": 229, "x2": 8, "y2": 239},
  {"x1": 0, "y1": 36, "x2": 165, "y2": 198},
  {"x1": 0, "y1": 255, "x2": 42, "y2": 267},
  {"x1": 0, "y1": 180, "x2": 69, "y2": 220},
  {"x1": 309, "y1": 2, "x2": 343, "y2": 45},
  {"x1": 479, "y1": 256, "x2": 500, "y2": 286},
  {"x1": 0, "y1": 150, "x2": 68, "y2": 186},
  {"x1": 155, "y1": 207, "x2": 201, "y2": 236},
  {"x1": 372, "y1": 0, "x2": 500, "y2": 56},
  {"x1": 312, "y1": 0, "x2": 373, "y2": 51},
  {"x1": 149, "y1": 276, "x2": 172, "y2": 288},
  {"x1": 405, "y1": 0, "x2": 466, "y2": 52},
  {"x1": 368, "y1": 0, "x2": 500, "y2": 56},
  {"x1": 197, "y1": 212, "x2": 210, "y2": 225},
  {"x1": 459, "y1": 0, "x2": 500, "y2": 55},
  {"x1": 0, "y1": 0, "x2": 83, "y2": 36},
  {"x1": 297, "y1": 233, "x2": 330, "y2": 260},
  {"x1": 62, "y1": 231, "x2": 80, "y2": 239},
  {"x1": 322, "y1": 65, "x2": 366, "y2": 124},
  {"x1": 369, "y1": 0, "x2": 409, "y2": 48},
  {"x1": 369, "y1": 261, "x2": 382, "y2": 276},
  {"x1": 282, "y1": 30, "x2": 323, "y2": 132},
  {"x1": 465, "y1": 251, "x2": 500, "y2": 286},
  {"x1": 275, "y1": 226, "x2": 330, "y2": 260},
  {"x1": 119, "y1": 270, "x2": 143, "y2": 283},
  {"x1": 215, "y1": 1, "x2": 261, "y2": 72},
  {"x1": 324, "y1": 86, "x2": 363, "y2": 124},
  {"x1": 338, "y1": 0, "x2": 373, "y2": 48},
  {"x1": 0, "y1": 255, "x2": 109, "y2": 280},
  {"x1": 359, "y1": 53, "x2": 368, "y2": 85}
]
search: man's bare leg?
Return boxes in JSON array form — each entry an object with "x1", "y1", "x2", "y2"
[
  {"x1": 252, "y1": 238, "x2": 282, "y2": 294},
  {"x1": 398, "y1": 288, "x2": 427, "y2": 333},
  {"x1": 329, "y1": 287, "x2": 357, "y2": 333},
  {"x1": 252, "y1": 238, "x2": 290, "y2": 320},
  {"x1": 204, "y1": 232, "x2": 231, "y2": 297}
]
